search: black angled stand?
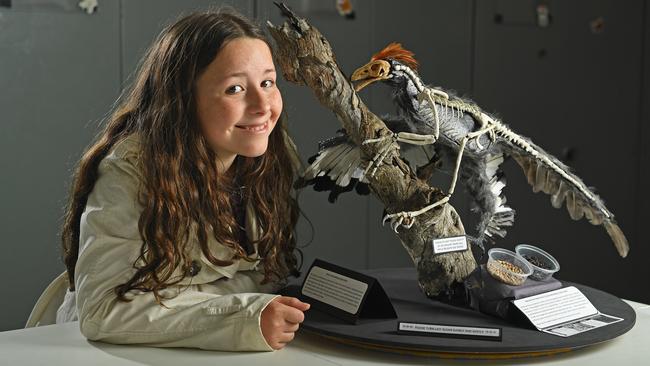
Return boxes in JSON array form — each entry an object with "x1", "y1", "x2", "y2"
[{"x1": 295, "y1": 259, "x2": 397, "y2": 324}]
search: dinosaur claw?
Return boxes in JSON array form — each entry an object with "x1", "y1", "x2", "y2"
[{"x1": 392, "y1": 217, "x2": 404, "y2": 233}]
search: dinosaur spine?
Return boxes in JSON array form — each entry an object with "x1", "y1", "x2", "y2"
[{"x1": 423, "y1": 89, "x2": 610, "y2": 220}]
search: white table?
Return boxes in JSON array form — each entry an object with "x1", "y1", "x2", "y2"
[{"x1": 1, "y1": 300, "x2": 649, "y2": 365}]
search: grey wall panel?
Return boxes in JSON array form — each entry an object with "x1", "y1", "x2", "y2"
[
  {"x1": 0, "y1": 1, "x2": 121, "y2": 331},
  {"x1": 366, "y1": 0, "x2": 475, "y2": 269},
  {"x1": 258, "y1": 0, "x2": 373, "y2": 271},
  {"x1": 473, "y1": 0, "x2": 646, "y2": 302},
  {"x1": 121, "y1": 0, "x2": 253, "y2": 85},
  {"x1": 638, "y1": 0, "x2": 650, "y2": 298}
]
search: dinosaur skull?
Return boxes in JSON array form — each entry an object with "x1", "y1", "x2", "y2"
[{"x1": 351, "y1": 60, "x2": 391, "y2": 92}]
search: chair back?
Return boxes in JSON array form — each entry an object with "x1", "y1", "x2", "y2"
[{"x1": 25, "y1": 271, "x2": 69, "y2": 327}]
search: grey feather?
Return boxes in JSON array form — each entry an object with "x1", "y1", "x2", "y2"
[
  {"x1": 533, "y1": 165, "x2": 549, "y2": 193},
  {"x1": 604, "y1": 220, "x2": 630, "y2": 257},
  {"x1": 551, "y1": 181, "x2": 569, "y2": 209}
]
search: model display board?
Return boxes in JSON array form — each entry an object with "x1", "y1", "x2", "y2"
[{"x1": 285, "y1": 268, "x2": 635, "y2": 359}]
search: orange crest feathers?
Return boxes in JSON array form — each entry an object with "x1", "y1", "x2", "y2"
[{"x1": 371, "y1": 42, "x2": 418, "y2": 71}]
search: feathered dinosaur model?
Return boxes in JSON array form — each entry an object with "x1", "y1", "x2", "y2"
[{"x1": 298, "y1": 42, "x2": 629, "y2": 258}]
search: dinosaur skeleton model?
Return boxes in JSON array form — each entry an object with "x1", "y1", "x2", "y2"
[{"x1": 299, "y1": 43, "x2": 629, "y2": 258}]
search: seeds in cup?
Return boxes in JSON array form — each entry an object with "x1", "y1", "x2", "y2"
[
  {"x1": 487, "y1": 259, "x2": 527, "y2": 285},
  {"x1": 522, "y1": 254, "x2": 551, "y2": 270}
]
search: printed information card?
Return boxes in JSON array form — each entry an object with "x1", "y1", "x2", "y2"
[
  {"x1": 302, "y1": 265, "x2": 368, "y2": 315},
  {"x1": 432, "y1": 236, "x2": 468, "y2": 255},
  {"x1": 512, "y1": 286, "x2": 623, "y2": 337}
]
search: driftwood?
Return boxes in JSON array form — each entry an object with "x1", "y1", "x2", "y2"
[{"x1": 267, "y1": 5, "x2": 477, "y2": 302}]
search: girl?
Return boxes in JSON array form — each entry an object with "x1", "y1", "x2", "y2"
[{"x1": 56, "y1": 9, "x2": 310, "y2": 351}]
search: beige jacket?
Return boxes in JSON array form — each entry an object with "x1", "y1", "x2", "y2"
[{"x1": 55, "y1": 135, "x2": 280, "y2": 351}]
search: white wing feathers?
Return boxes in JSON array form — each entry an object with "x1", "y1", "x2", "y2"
[{"x1": 301, "y1": 140, "x2": 368, "y2": 187}]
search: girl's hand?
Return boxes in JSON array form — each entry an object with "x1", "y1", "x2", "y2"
[{"x1": 260, "y1": 296, "x2": 311, "y2": 350}]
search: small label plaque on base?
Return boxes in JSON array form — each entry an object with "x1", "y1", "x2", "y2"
[{"x1": 397, "y1": 321, "x2": 502, "y2": 342}]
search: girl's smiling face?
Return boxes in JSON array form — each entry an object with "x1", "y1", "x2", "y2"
[{"x1": 195, "y1": 37, "x2": 282, "y2": 172}]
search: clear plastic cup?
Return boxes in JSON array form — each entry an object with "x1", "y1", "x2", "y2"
[
  {"x1": 515, "y1": 244, "x2": 560, "y2": 281},
  {"x1": 486, "y1": 248, "x2": 533, "y2": 286}
]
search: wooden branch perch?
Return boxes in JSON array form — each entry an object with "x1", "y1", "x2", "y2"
[{"x1": 268, "y1": 4, "x2": 477, "y2": 301}]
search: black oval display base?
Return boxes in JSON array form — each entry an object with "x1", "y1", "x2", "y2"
[{"x1": 287, "y1": 268, "x2": 636, "y2": 359}]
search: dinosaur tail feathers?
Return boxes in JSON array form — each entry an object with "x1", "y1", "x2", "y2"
[
  {"x1": 484, "y1": 207, "x2": 515, "y2": 238},
  {"x1": 485, "y1": 155, "x2": 515, "y2": 237},
  {"x1": 465, "y1": 152, "x2": 515, "y2": 243}
]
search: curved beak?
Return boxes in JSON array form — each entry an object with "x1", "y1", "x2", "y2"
[{"x1": 351, "y1": 60, "x2": 391, "y2": 92}]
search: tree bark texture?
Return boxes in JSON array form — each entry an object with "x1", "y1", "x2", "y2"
[{"x1": 267, "y1": 6, "x2": 477, "y2": 301}]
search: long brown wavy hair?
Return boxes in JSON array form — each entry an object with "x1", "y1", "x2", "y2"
[{"x1": 61, "y1": 9, "x2": 301, "y2": 303}]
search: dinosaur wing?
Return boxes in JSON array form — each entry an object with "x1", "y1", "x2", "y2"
[
  {"x1": 503, "y1": 137, "x2": 629, "y2": 257},
  {"x1": 295, "y1": 131, "x2": 370, "y2": 202},
  {"x1": 297, "y1": 114, "x2": 442, "y2": 202}
]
